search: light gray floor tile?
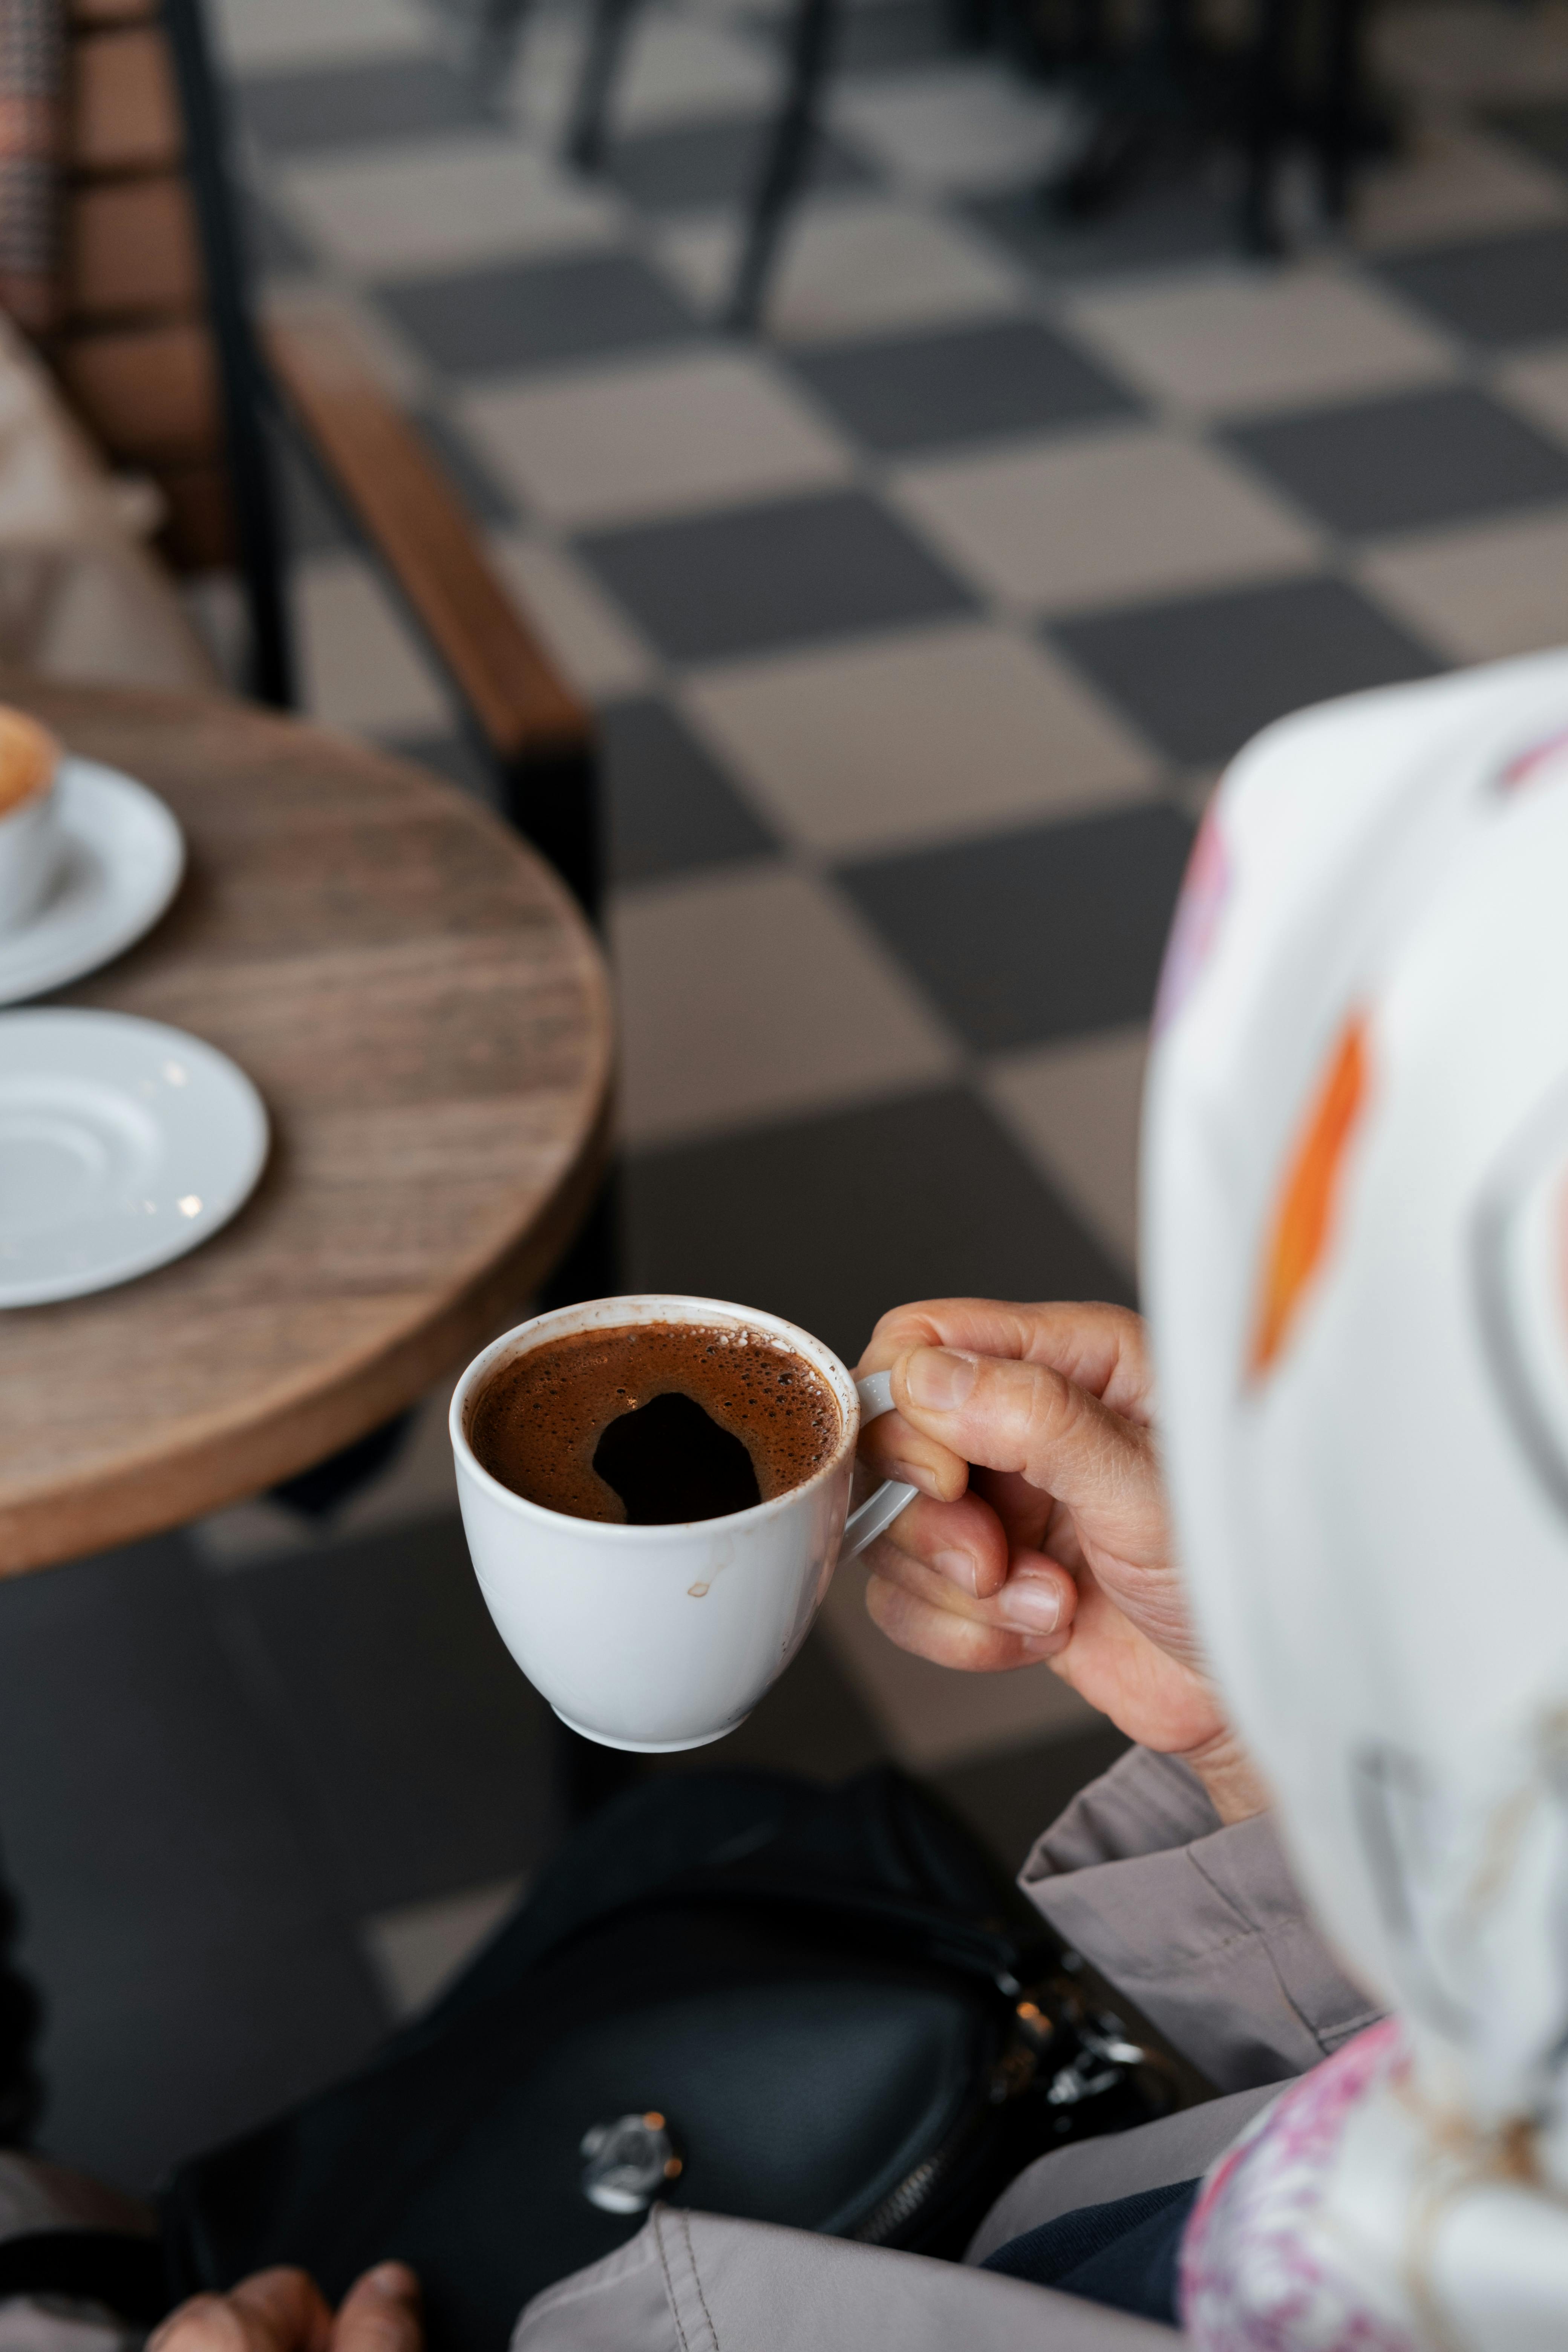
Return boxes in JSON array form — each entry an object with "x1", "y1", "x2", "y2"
[
  {"x1": 282, "y1": 136, "x2": 624, "y2": 276},
  {"x1": 1497, "y1": 342, "x2": 1568, "y2": 445},
  {"x1": 1067, "y1": 262, "x2": 1457, "y2": 418},
  {"x1": 610, "y1": 861, "x2": 957, "y2": 1144},
  {"x1": 1356, "y1": 502, "x2": 1568, "y2": 660},
  {"x1": 983, "y1": 1025, "x2": 1150, "y2": 1276},
  {"x1": 489, "y1": 533, "x2": 659, "y2": 697},
  {"x1": 893, "y1": 425, "x2": 1322, "y2": 613},
  {"x1": 681, "y1": 620, "x2": 1157, "y2": 854},
  {"x1": 1352, "y1": 119, "x2": 1568, "y2": 254},
  {"x1": 656, "y1": 194, "x2": 1025, "y2": 340},
  {"x1": 295, "y1": 550, "x2": 449, "y2": 733},
  {"x1": 362, "y1": 1876, "x2": 526, "y2": 2020},
  {"x1": 462, "y1": 349, "x2": 853, "y2": 527},
  {"x1": 214, "y1": 0, "x2": 428, "y2": 71},
  {"x1": 515, "y1": 13, "x2": 776, "y2": 138},
  {"x1": 819, "y1": 1554, "x2": 1103, "y2": 1768},
  {"x1": 829, "y1": 61, "x2": 1074, "y2": 193}
]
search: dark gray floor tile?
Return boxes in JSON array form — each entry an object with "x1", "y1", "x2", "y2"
[
  {"x1": 935, "y1": 1723, "x2": 1131, "y2": 1874},
  {"x1": 840, "y1": 805, "x2": 1193, "y2": 1050},
  {"x1": 236, "y1": 55, "x2": 485, "y2": 153},
  {"x1": 375, "y1": 252, "x2": 700, "y2": 375},
  {"x1": 627, "y1": 1085, "x2": 1133, "y2": 1369},
  {"x1": 787, "y1": 316, "x2": 1140, "y2": 454},
  {"x1": 576, "y1": 489, "x2": 974, "y2": 662},
  {"x1": 212, "y1": 1514, "x2": 557, "y2": 1917},
  {"x1": 1375, "y1": 225, "x2": 1568, "y2": 348},
  {"x1": 0, "y1": 1533, "x2": 383, "y2": 2189},
  {"x1": 602, "y1": 696, "x2": 778, "y2": 883},
  {"x1": 1487, "y1": 100, "x2": 1568, "y2": 175},
  {"x1": 965, "y1": 178, "x2": 1234, "y2": 283},
  {"x1": 1225, "y1": 385, "x2": 1568, "y2": 535},
  {"x1": 760, "y1": 0, "x2": 954, "y2": 71},
  {"x1": 415, "y1": 407, "x2": 522, "y2": 526},
  {"x1": 1052, "y1": 577, "x2": 1442, "y2": 766},
  {"x1": 608, "y1": 114, "x2": 873, "y2": 213}
]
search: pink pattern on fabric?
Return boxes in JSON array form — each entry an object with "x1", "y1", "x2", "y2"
[
  {"x1": 1154, "y1": 808, "x2": 1230, "y2": 1036},
  {"x1": 1179, "y1": 2020, "x2": 1417, "y2": 2352},
  {"x1": 1496, "y1": 725, "x2": 1568, "y2": 795}
]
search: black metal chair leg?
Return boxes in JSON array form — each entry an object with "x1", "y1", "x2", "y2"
[
  {"x1": 538, "y1": 1166, "x2": 624, "y2": 1315},
  {"x1": 725, "y1": 0, "x2": 837, "y2": 333},
  {"x1": 499, "y1": 740, "x2": 603, "y2": 924},
  {"x1": 469, "y1": 0, "x2": 535, "y2": 101},
  {"x1": 161, "y1": 0, "x2": 294, "y2": 709},
  {"x1": 0, "y1": 1869, "x2": 41, "y2": 2149},
  {"x1": 564, "y1": 0, "x2": 644, "y2": 172},
  {"x1": 1238, "y1": 0, "x2": 1292, "y2": 254},
  {"x1": 1317, "y1": 0, "x2": 1362, "y2": 219}
]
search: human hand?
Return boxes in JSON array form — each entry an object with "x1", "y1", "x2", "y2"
[
  {"x1": 856, "y1": 1300, "x2": 1264, "y2": 1822},
  {"x1": 149, "y1": 2263, "x2": 421, "y2": 2352}
]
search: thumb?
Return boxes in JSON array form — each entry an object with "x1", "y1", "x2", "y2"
[
  {"x1": 891, "y1": 1346, "x2": 1145, "y2": 1518},
  {"x1": 332, "y1": 2267, "x2": 421, "y2": 2352}
]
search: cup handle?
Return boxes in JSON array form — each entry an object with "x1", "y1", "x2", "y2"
[{"x1": 841, "y1": 1371, "x2": 919, "y2": 1561}]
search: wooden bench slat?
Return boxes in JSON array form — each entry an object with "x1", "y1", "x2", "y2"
[
  {"x1": 65, "y1": 177, "x2": 203, "y2": 322},
  {"x1": 55, "y1": 319, "x2": 220, "y2": 462},
  {"x1": 70, "y1": 25, "x2": 181, "y2": 177}
]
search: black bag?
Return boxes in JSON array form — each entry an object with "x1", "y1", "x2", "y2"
[{"x1": 9, "y1": 1772, "x2": 1181, "y2": 2352}]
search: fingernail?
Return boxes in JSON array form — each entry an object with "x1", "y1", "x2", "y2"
[
  {"x1": 903, "y1": 1347, "x2": 978, "y2": 1413},
  {"x1": 934, "y1": 1547, "x2": 982, "y2": 1596},
  {"x1": 365, "y1": 2266, "x2": 415, "y2": 2302},
  {"x1": 889, "y1": 1459, "x2": 939, "y2": 1496},
  {"x1": 997, "y1": 1579, "x2": 1061, "y2": 1636}
]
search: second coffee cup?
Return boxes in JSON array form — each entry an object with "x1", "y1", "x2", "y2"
[{"x1": 450, "y1": 1295, "x2": 917, "y2": 1750}]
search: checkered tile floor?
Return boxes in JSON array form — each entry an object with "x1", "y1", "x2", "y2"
[
  {"x1": 221, "y1": 0, "x2": 1568, "y2": 1363},
  {"x1": 9, "y1": 0, "x2": 1568, "y2": 2193}
]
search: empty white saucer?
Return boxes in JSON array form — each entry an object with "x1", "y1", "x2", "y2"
[
  {"x1": 0, "y1": 1011, "x2": 269, "y2": 1306},
  {"x1": 0, "y1": 758, "x2": 185, "y2": 1006}
]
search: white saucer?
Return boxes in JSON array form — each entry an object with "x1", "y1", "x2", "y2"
[
  {"x1": 0, "y1": 759, "x2": 185, "y2": 1006},
  {"x1": 0, "y1": 1011, "x2": 269, "y2": 1307}
]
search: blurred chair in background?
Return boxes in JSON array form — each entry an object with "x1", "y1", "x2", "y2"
[{"x1": 466, "y1": 0, "x2": 1384, "y2": 329}]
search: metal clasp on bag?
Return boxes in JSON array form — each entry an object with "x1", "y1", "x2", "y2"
[{"x1": 580, "y1": 2111, "x2": 684, "y2": 2213}]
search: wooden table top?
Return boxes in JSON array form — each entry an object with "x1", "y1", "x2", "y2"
[{"x1": 0, "y1": 678, "x2": 613, "y2": 1574}]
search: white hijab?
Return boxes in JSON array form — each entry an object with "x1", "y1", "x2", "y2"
[{"x1": 1143, "y1": 651, "x2": 1568, "y2": 2352}]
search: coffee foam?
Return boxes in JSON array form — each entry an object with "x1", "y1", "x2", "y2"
[
  {"x1": 0, "y1": 709, "x2": 57, "y2": 818},
  {"x1": 469, "y1": 1319, "x2": 843, "y2": 1524}
]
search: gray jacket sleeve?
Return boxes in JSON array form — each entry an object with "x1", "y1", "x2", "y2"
[
  {"x1": 0, "y1": 2154, "x2": 153, "y2": 2352},
  {"x1": 1018, "y1": 1747, "x2": 1381, "y2": 2090},
  {"x1": 514, "y1": 2205, "x2": 1182, "y2": 2352}
]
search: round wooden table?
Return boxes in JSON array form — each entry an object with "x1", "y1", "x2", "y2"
[{"x1": 0, "y1": 678, "x2": 614, "y2": 1575}]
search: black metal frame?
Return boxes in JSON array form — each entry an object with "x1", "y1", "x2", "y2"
[
  {"x1": 161, "y1": 0, "x2": 296, "y2": 707},
  {"x1": 156, "y1": 0, "x2": 622, "y2": 1430},
  {"x1": 537, "y1": 0, "x2": 841, "y2": 332}
]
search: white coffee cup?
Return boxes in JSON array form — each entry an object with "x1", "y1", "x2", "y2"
[
  {"x1": 450, "y1": 1294, "x2": 918, "y2": 1751},
  {"x1": 0, "y1": 710, "x2": 60, "y2": 934}
]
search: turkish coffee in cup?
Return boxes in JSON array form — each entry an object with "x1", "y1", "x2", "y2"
[{"x1": 467, "y1": 1318, "x2": 842, "y2": 1525}]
